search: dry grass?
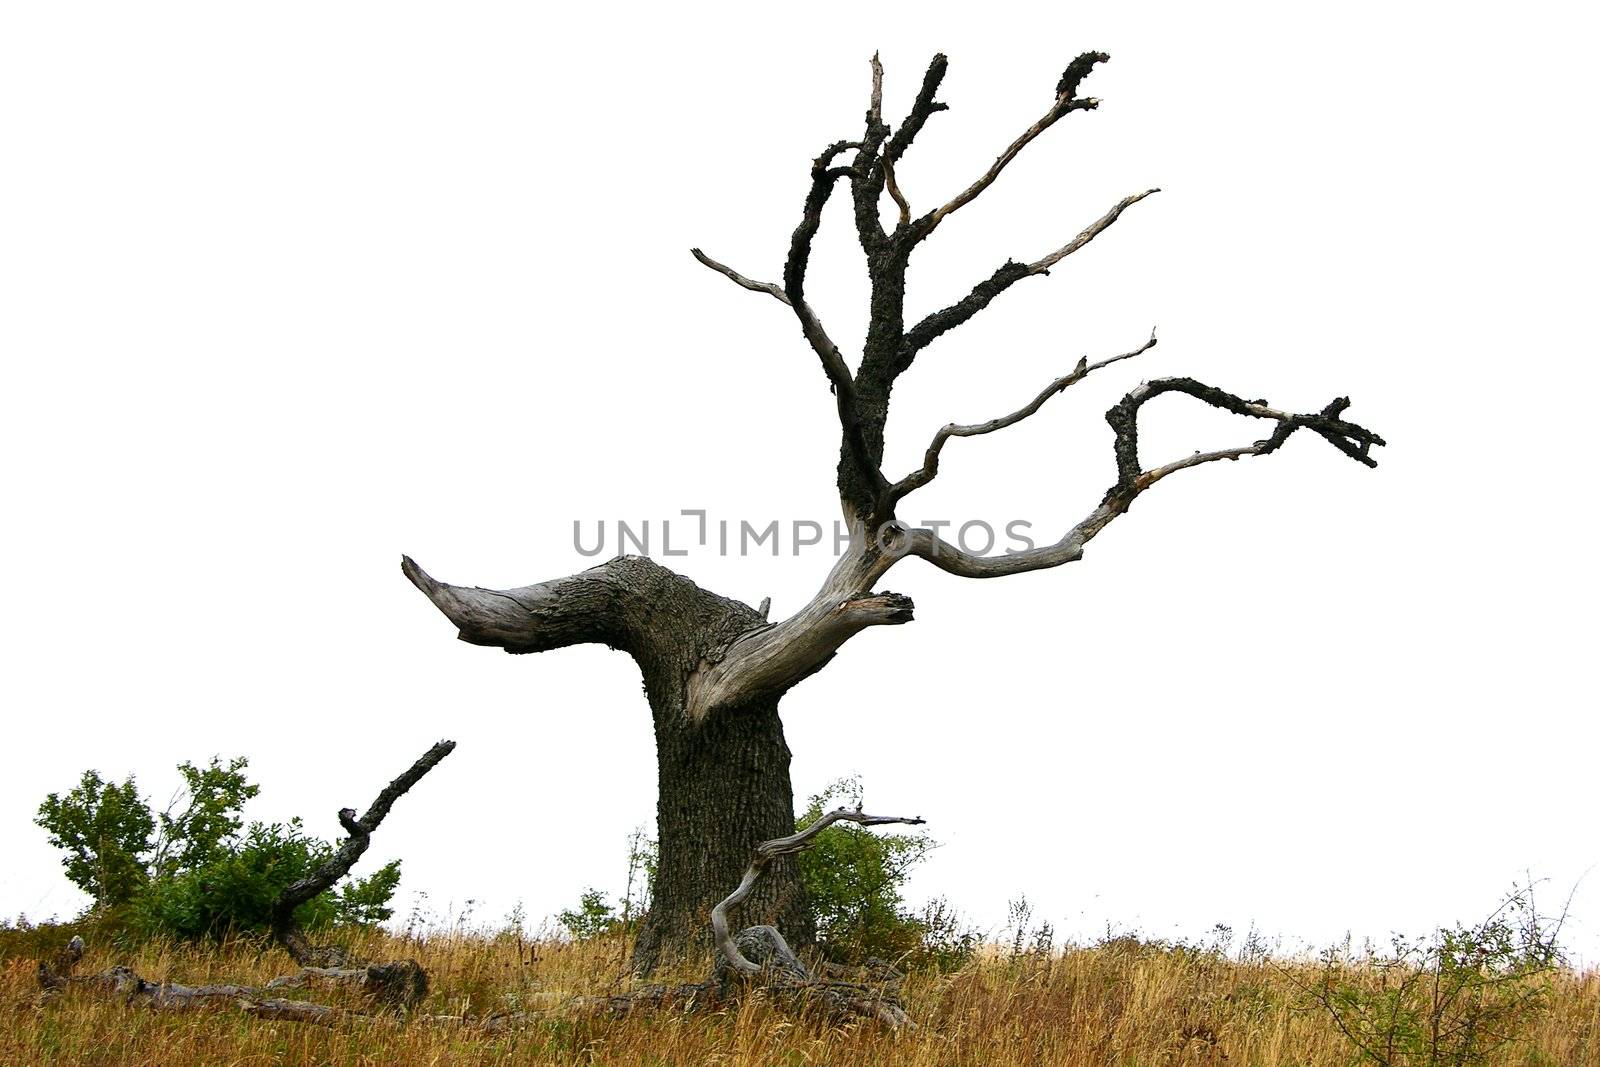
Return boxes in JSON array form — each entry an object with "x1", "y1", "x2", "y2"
[{"x1": 3, "y1": 926, "x2": 1597, "y2": 1066}]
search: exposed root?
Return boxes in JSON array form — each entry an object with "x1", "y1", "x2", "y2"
[{"x1": 702, "y1": 809, "x2": 925, "y2": 1028}]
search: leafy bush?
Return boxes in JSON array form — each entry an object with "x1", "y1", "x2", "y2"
[
  {"x1": 558, "y1": 888, "x2": 618, "y2": 941},
  {"x1": 1308, "y1": 884, "x2": 1565, "y2": 1066},
  {"x1": 558, "y1": 827, "x2": 655, "y2": 942},
  {"x1": 150, "y1": 757, "x2": 259, "y2": 877},
  {"x1": 131, "y1": 819, "x2": 401, "y2": 941},
  {"x1": 796, "y1": 777, "x2": 963, "y2": 967},
  {"x1": 35, "y1": 757, "x2": 400, "y2": 943},
  {"x1": 904, "y1": 895, "x2": 982, "y2": 971}
]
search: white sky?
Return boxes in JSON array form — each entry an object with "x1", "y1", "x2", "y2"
[{"x1": 3, "y1": 2, "x2": 1597, "y2": 962}]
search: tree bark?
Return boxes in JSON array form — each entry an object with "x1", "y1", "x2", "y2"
[
  {"x1": 403, "y1": 555, "x2": 816, "y2": 974},
  {"x1": 634, "y1": 694, "x2": 811, "y2": 974}
]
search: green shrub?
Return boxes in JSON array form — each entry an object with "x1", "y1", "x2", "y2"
[
  {"x1": 35, "y1": 757, "x2": 400, "y2": 944},
  {"x1": 558, "y1": 828, "x2": 655, "y2": 942},
  {"x1": 35, "y1": 771, "x2": 155, "y2": 908},
  {"x1": 796, "y1": 777, "x2": 963, "y2": 967},
  {"x1": 130, "y1": 819, "x2": 401, "y2": 941},
  {"x1": 1308, "y1": 884, "x2": 1565, "y2": 1066},
  {"x1": 558, "y1": 888, "x2": 618, "y2": 941},
  {"x1": 150, "y1": 757, "x2": 259, "y2": 877}
]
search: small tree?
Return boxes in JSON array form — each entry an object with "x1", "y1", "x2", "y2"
[
  {"x1": 35, "y1": 771, "x2": 155, "y2": 909},
  {"x1": 558, "y1": 827, "x2": 657, "y2": 942},
  {"x1": 149, "y1": 756, "x2": 259, "y2": 878}
]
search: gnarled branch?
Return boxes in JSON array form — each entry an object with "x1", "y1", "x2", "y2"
[
  {"x1": 851, "y1": 53, "x2": 950, "y2": 247},
  {"x1": 785, "y1": 139, "x2": 860, "y2": 308},
  {"x1": 905, "y1": 379, "x2": 1384, "y2": 578},
  {"x1": 885, "y1": 53, "x2": 950, "y2": 169},
  {"x1": 401, "y1": 555, "x2": 638, "y2": 654},
  {"x1": 713, "y1": 806, "x2": 923, "y2": 975},
  {"x1": 901, "y1": 188, "x2": 1159, "y2": 360},
  {"x1": 39, "y1": 940, "x2": 430, "y2": 1023},
  {"x1": 886, "y1": 330, "x2": 1158, "y2": 508},
  {"x1": 782, "y1": 139, "x2": 863, "y2": 399},
  {"x1": 270, "y1": 740, "x2": 455, "y2": 966},
  {"x1": 914, "y1": 52, "x2": 1109, "y2": 241},
  {"x1": 710, "y1": 806, "x2": 924, "y2": 1028},
  {"x1": 689, "y1": 248, "x2": 788, "y2": 305}
]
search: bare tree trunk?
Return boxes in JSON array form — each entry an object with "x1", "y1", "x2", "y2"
[
  {"x1": 634, "y1": 693, "x2": 810, "y2": 974},
  {"x1": 402, "y1": 555, "x2": 817, "y2": 975}
]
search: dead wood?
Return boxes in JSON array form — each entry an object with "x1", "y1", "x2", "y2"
[
  {"x1": 269, "y1": 739, "x2": 455, "y2": 971},
  {"x1": 703, "y1": 807, "x2": 924, "y2": 1028}
]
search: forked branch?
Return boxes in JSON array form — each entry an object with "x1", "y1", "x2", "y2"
[
  {"x1": 901, "y1": 188, "x2": 1159, "y2": 360},
  {"x1": 1104, "y1": 378, "x2": 1384, "y2": 487},
  {"x1": 907, "y1": 379, "x2": 1384, "y2": 578},
  {"x1": 915, "y1": 52, "x2": 1109, "y2": 240},
  {"x1": 692, "y1": 51, "x2": 1153, "y2": 522},
  {"x1": 887, "y1": 330, "x2": 1158, "y2": 507},
  {"x1": 694, "y1": 135, "x2": 885, "y2": 503},
  {"x1": 853, "y1": 53, "x2": 950, "y2": 248}
]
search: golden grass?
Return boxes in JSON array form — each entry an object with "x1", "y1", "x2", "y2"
[{"x1": 3, "y1": 928, "x2": 1597, "y2": 1066}]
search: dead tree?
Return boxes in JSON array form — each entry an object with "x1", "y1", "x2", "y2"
[{"x1": 404, "y1": 51, "x2": 1384, "y2": 974}]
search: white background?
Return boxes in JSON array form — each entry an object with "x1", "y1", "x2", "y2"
[{"x1": 3, "y1": 2, "x2": 1596, "y2": 961}]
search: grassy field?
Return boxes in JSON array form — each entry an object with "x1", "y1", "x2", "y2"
[{"x1": 4, "y1": 924, "x2": 1598, "y2": 1065}]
